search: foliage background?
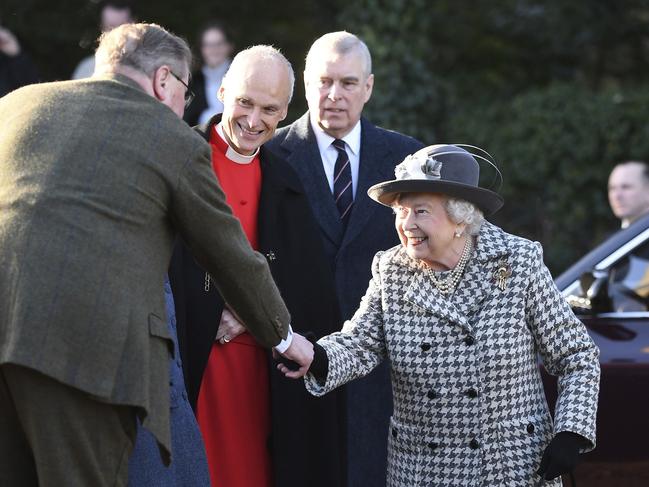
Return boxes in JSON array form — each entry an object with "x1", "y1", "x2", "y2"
[{"x1": 3, "y1": 0, "x2": 649, "y2": 273}]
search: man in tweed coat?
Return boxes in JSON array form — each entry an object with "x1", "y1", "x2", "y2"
[
  {"x1": 0, "y1": 23, "x2": 310, "y2": 487},
  {"x1": 282, "y1": 145, "x2": 600, "y2": 486}
]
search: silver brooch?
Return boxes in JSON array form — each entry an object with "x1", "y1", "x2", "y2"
[{"x1": 493, "y1": 260, "x2": 512, "y2": 291}]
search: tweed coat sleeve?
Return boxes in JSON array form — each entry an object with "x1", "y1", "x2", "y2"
[
  {"x1": 526, "y1": 242, "x2": 600, "y2": 450},
  {"x1": 304, "y1": 252, "x2": 388, "y2": 396}
]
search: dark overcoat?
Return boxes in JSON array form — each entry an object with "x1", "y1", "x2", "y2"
[
  {"x1": 267, "y1": 112, "x2": 424, "y2": 487},
  {"x1": 169, "y1": 114, "x2": 345, "y2": 487},
  {"x1": 0, "y1": 75, "x2": 289, "y2": 462}
]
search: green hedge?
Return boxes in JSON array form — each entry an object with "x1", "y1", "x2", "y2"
[
  {"x1": 447, "y1": 84, "x2": 649, "y2": 273},
  {"x1": 6, "y1": 0, "x2": 649, "y2": 272}
]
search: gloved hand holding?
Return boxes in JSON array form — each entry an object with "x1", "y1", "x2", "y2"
[{"x1": 537, "y1": 431, "x2": 588, "y2": 480}]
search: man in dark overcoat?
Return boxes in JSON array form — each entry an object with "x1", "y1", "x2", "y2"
[
  {"x1": 0, "y1": 23, "x2": 309, "y2": 487},
  {"x1": 266, "y1": 31, "x2": 423, "y2": 487},
  {"x1": 170, "y1": 45, "x2": 345, "y2": 487}
]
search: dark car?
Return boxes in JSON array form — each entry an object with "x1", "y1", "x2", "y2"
[{"x1": 543, "y1": 212, "x2": 649, "y2": 482}]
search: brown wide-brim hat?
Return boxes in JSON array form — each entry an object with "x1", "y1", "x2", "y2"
[{"x1": 368, "y1": 144, "x2": 504, "y2": 215}]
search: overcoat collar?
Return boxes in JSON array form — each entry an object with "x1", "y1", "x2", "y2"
[
  {"x1": 98, "y1": 72, "x2": 147, "y2": 92},
  {"x1": 402, "y1": 221, "x2": 511, "y2": 333},
  {"x1": 342, "y1": 118, "x2": 395, "y2": 249}
]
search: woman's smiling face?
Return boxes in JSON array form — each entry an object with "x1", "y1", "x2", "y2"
[{"x1": 393, "y1": 193, "x2": 459, "y2": 267}]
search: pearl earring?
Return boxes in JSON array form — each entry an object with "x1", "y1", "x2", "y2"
[{"x1": 454, "y1": 229, "x2": 462, "y2": 238}]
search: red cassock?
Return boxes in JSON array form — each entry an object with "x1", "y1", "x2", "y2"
[{"x1": 195, "y1": 126, "x2": 272, "y2": 487}]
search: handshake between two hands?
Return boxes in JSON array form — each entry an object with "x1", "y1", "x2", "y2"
[
  {"x1": 274, "y1": 332, "x2": 315, "y2": 379},
  {"x1": 216, "y1": 308, "x2": 314, "y2": 379}
]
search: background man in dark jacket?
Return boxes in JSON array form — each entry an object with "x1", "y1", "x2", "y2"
[
  {"x1": 0, "y1": 23, "x2": 309, "y2": 487},
  {"x1": 267, "y1": 31, "x2": 424, "y2": 487}
]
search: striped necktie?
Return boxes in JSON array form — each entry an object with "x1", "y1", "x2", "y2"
[{"x1": 332, "y1": 138, "x2": 353, "y2": 224}]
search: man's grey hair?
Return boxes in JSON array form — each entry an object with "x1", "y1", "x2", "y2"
[
  {"x1": 305, "y1": 31, "x2": 372, "y2": 79},
  {"x1": 95, "y1": 23, "x2": 192, "y2": 78},
  {"x1": 445, "y1": 198, "x2": 484, "y2": 236},
  {"x1": 221, "y1": 45, "x2": 295, "y2": 104}
]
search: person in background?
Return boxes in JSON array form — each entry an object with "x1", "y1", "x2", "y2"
[
  {"x1": 0, "y1": 22, "x2": 308, "y2": 487},
  {"x1": 71, "y1": 0, "x2": 134, "y2": 79},
  {"x1": 170, "y1": 44, "x2": 343, "y2": 487},
  {"x1": 183, "y1": 21, "x2": 233, "y2": 126},
  {"x1": 281, "y1": 144, "x2": 600, "y2": 487},
  {"x1": 603, "y1": 160, "x2": 649, "y2": 312},
  {"x1": 608, "y1": 160, "x2": 649, "y2": 228},
  {"x1": 0, "y1": 21, "x2": 39, "y2": 97},
  {"x1": 266, "y1": 30, "x2": 423, "y2": 487}
]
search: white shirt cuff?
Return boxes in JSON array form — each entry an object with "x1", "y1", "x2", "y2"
[{"x1": 273, "y1": 325, "x2": 293, "y2": 353}]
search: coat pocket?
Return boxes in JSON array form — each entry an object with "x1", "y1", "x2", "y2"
[
  {"x1": 497, "y1": 415, "x2": 559, "y2": 486},
  {"x1": 148, "y1": 313, "x2": 174, "y2": 358},
  {"x1": 387, "y1": 417, "x2": 425, "y2": 486}
]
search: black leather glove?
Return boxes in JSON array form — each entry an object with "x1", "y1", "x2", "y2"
[
  {"x1": 306, "y1": 333, "x2": 329, "y2": 380},
  {"x1": 537, "y1": 431, "x2": 588, "y2": 480}
]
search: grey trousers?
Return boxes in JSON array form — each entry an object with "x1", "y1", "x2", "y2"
[{"x1": 0, "y1": 363, "x2": 137, "y2": 487}]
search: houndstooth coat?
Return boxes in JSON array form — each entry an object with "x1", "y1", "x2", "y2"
[{"x1": 305, "y1": 221, "x2": 600, "y2": 487}]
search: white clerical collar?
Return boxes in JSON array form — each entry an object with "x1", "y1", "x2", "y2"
[
  {"x1": 215, "y1": 123, "x2": 259, "y2": 164},
  {"x1": 310, "y1": 117, "x2": 361, "y2": 156}
]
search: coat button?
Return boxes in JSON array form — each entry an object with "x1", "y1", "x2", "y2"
[
  {"x1": 428, "y1": 441, "x2": 439, "y2": 450},
  {"x1": 527, "y1": 423, "x2": 535, "y2": 434},
  {"x1": 464, "y1": 335, "x2": 475, "y2": 346},
  {"x1": 469, "y1": 439, "x2": 480, "y2": 449},
  {"x1": 392, "y1": 427, "x2": 398, "y2": 438},
  {"x1": 427, "y1": 390, "x2": 439, "y2": 400},
  {"x1": 421, "y1": 342, "x2": 431, "y2": 351},
  {"x1": 466, "y1": 387, "x2": 478, "y2": 398}
]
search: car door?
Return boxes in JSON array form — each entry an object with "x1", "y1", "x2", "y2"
[{"x1": 560, "y1": 232, "x2": 649, "y2": 461}]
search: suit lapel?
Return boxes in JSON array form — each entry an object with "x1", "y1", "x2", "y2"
[
  {"x1": 403, "y1": 267, "x2": 471, "y2": 331},
  {"x1": 341, "y1": 119, "x2": 398, "y2": 249},
  {"x1": 280, "y1": 113, "x2": 343, "y2": 247}
]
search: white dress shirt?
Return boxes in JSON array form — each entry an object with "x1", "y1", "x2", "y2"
[{"x1": 310, "y1": 117, "x2": 362, "y2": 199}]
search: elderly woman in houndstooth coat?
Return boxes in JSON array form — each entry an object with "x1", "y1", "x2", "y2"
[{"x1": 279, "y1": 144, "x2": 600, "y2": 487}]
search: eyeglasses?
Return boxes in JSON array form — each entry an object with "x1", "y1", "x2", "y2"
[{"x1": 170, "y1": 71, "x2": 195, "y2": 108}]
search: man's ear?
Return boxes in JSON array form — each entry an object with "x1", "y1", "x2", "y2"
[
  {"x1": 217, "y1": 85, "x2": 226, "y2": 103},
  {"x1": 152, "y1": 65, "x2": 172, "y2": 102}
]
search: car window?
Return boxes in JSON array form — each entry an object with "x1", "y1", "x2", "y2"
[{"x1": 607, "y1": 239, "x2": 649, "y2": 312}]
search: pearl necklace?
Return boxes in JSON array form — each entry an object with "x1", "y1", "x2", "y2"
[{"x1": 428, "y1": 237, "x2": 474, "y2": 295}]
